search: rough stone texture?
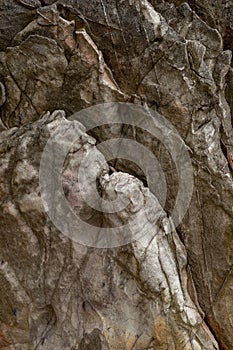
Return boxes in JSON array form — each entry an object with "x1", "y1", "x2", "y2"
[
  {"x1": 0, "y1": 111, "x2": 218, "y2": 349},
  {"x1": 0, "y1": 0, "x2": 233, "y2": 349}
]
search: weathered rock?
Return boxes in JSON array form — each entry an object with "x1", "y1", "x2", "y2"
[
  {"x1": 0, "y1": 111, "x2": 218, "y2": 349},
  {"x1": 0, "y1": 0, "x2": 38, "y2": 50},
  {"x1": 0, "y1": 0, "x2": 233, "y2": 349},
  {"x1": 0, "y1": 35, "x2": 68, "y2": 127},
  {"x1": 0, "y1": 4, "x2": 127, "y2": 128},
  {"x1": 0, "y1": 83, "x2": 6, "y2": 108}
]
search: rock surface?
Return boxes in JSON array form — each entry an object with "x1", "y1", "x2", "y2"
[{"x1": 0, "y1": 1, "x2": 232, "y2": 349}]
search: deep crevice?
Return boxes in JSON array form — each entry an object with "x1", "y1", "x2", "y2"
[{"x1": 204, "y1": 315, "x2": 228, "y2": 350}]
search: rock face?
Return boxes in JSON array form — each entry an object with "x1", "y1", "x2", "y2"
[{"x1": 0, "y1": 1, "x2": 232, "y2": 349}]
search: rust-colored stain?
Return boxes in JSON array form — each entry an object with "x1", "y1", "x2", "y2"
[{"x1": 0, "y1": 329, "x2": 11, "y2": 348}]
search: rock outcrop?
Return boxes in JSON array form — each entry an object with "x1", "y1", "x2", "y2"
[{"x1": 0, "y1": 1, "x2": 232, "y2": 349}]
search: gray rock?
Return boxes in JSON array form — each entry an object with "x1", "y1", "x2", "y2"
[
  {"x1": 0, "y1": 112, "x2": 218, "y2": 349},
  {"x1": 0, "y1": 82, "x2": 6, "y2": 107},
  {"x1": 0, "y1": 0, "x2": 233, "y2": 349}
]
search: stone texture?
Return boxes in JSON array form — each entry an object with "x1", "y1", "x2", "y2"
[
  {"x1": 0, "y1": 0, "x2": 233, "y2": 349},
  {"x1": 0, "y1": 111, "x2": 218, "y2": 349}
]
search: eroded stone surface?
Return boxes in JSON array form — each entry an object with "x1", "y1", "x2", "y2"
[
  {"x1": 0, "y1": 112, "x2": 218, "y2": 349},
  {"x1": 0, "y1": 1, "x2": 233, "y2": 349}
]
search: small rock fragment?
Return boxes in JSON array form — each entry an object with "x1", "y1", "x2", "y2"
[{"x1": 0, "y1": 82, "x2": 6, "y2": 107}]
